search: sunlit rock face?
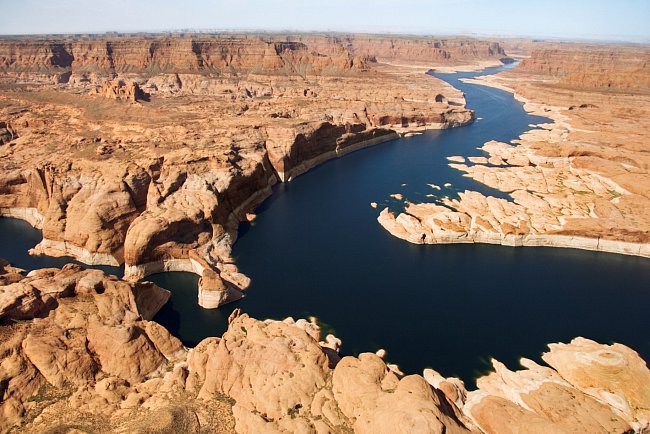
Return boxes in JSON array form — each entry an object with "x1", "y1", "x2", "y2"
[{"x1": 2, "y1": 260, "x2": 649, "y2": 433}]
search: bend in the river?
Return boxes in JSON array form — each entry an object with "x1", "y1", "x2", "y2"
[{"x1": 2, "y1": 64, "x2": 649, "y2": 386}]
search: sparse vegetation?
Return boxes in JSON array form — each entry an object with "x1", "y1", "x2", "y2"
[
  {"x1": 608, "y1": 189, "x2": 622, "y2": 200},
  {"x1": 213, "y1": 392, "x2": 236, "y2": 407},
  {"x1": 287, "y1": 403, "x2": 302, "y2": 418}
]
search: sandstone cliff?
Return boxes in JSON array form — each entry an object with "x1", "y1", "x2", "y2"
[
  {"x1": 0, "y1": 34, "x2": 507, "y2": 85},
  {"x1": 516, "y1": 45, "x2": 650, "y2": 94},
  {"x1": 0, "y1": 36, "x2": 370, "y2": 85},
  {"x1": 283, "y1": 34, "x2": 508, "y2": 67},
  {"x1": 1, "y1": 262, "x2": 648, "y2": 433}
]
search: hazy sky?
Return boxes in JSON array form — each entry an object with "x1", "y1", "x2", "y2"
[{"x1": 0, "y1": 0, "x2": 648, "y2": 42}]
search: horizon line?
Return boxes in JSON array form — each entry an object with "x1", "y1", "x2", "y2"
[{"x1": 0, "y1": 28, "x2": 648, "y2": 45}]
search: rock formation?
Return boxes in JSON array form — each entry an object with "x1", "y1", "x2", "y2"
[
  {"x1": 0, "y1": 36, "x2": 370, "y2": 85},
  {"x1": 0, "y1": 33, "x2": 481, "y2": 307},
  {"x1": 463, "y1": 338, "x2": 650, "y2": 433},
  {"x1": 0, "y1": 34, "x2": 508, "y2": 83},
  {"x1": 379, "y1": 45, "x2": 650, "y2": 258},
  {"x1": 0, "y1": 262, "x2": 174, "y2": 431},
  {"x1": 0, "y1": 121, "x2": 17, "y2": 145},
  {"x1": 0, "y1": 258, "x2": 24, "y2": 285},
  {"x1": 90, "y1": 79, "x2": 148, "y2": 102},
  {"x1": 1, "y1": 260, "x2": 648, "y2": 433}
]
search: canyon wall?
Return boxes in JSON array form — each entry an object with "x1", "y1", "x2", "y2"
[
  {"x1": 0, "y1": 36, "x2": 370, "y2": 84},
  {"x1": 517, "y1": 45, "x2": 650, "y2": 93},
  {"x1": 283, "y1": 34, "x2": 508, "y2": 65},
  {"x1": 0, "y1": 34, "x2": 507, "y2": 81}
]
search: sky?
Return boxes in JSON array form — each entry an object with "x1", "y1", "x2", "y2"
[{"x1": 0, "y1": 0, "x2": 648, "y2": 42}]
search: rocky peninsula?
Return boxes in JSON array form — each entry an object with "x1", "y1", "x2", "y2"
[{"x1": 378, "y1": 44, "x2": 650, "y2": 258}]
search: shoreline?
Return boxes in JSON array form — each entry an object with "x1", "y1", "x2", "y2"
[
  {"x1": 275, "y1": 131, "x2": 401, "y2": 182},
  {"x1": 378, "y1": 68, "x2": 650, "y2": 260},
  {"x1": 277, "y1": 117, "x2": 475, "y2": 182},
  {"x1": 0, "y1": 99, "x2": 474, "y2": 307},
  {"x1": 1, "y1": 257, "x2": 648, "y2": 432},
  {"x1": 378, "y1": 207, "x2": 650, "y2": 258}
]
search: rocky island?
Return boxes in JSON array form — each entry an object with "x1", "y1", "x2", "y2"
[{"x1": 0, "y1": 31, "x2": 649, "y2": 434}]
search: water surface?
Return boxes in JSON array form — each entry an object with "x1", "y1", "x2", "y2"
[{"x1": 0, "y1": 217, "x2": 123, "y2": 277}]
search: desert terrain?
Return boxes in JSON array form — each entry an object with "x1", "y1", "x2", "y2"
[
  {"x1": 1, "y1": 34, "x2": 649, "y2": 433},
  {"x1": 1, "y1": 260, "x2": 649, "y2": 433}
]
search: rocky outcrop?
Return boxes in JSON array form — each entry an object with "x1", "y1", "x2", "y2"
[
  {"x1": 90, "y1": 79, "x2": 148, "y2": 102},
  {"x1": 0, "y1": 121, "x2": 17, "y2": 145},
  {"x1": 0, "y1": 258, "x2": 24, "y2": 285},
  {"x1": 2, "y1": 263, "x2": 649, "y2": 433},
  {"x1": 192, "y1": 312, "x2": 471, "y2": 433},
  {"x1": 2, "y1": 163, "x2": 153, "y2": 266},
  {"x1": 463, "y1": 338, "x2": 650, "y2": 433},
  {"x1": 0, "y1": 263, "x2": 174, "y2": 432}
]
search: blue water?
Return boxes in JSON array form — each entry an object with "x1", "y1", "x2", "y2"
[
  {"x1": 0, "y1": 217, "x2": 123, "y2": 277},
  {"x1": 2, "y1": 64, "x2": 649, "y2": 386}
]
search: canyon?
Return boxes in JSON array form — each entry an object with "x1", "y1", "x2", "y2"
[
  {"x1": 1, "y1": 33, "x2": 649, "y2": 434},
  {"x1": 0, "y1": 34, "x2": 486, "y2": 308},
  {"x1": 378, "y1": 44, "x2": 650, "y2": 258}
]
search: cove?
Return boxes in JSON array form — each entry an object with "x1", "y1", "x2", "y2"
[{"x1": 1, "y1": 64, "x2": 649, "y2": 386}]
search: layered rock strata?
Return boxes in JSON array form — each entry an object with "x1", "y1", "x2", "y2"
[
  {"x1": 1, "y1": 261, "x2": 648, "y2": 433},
  {"x1": 0, "y1": 34, "x2": 508, "y2": 82},
  {"x1": 516, "y1": 45, "x2": 650, "y2": 94},
  {"x1": 379, "y1": 45, "x2": 650, "y2": 258},
  {"x1": 282, "y1": 34, "x2": 509, "y2": 70},
  {"x1": 0, "y1": 34, "x2": 480, "y2": 307},
  {"x1": 0, "y1": 36, "x2": 370, "y2": 84}
]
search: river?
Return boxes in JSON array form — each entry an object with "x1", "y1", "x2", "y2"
[{"x1": 2, "y1": 64, "x2": 649, "y2": 386}]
